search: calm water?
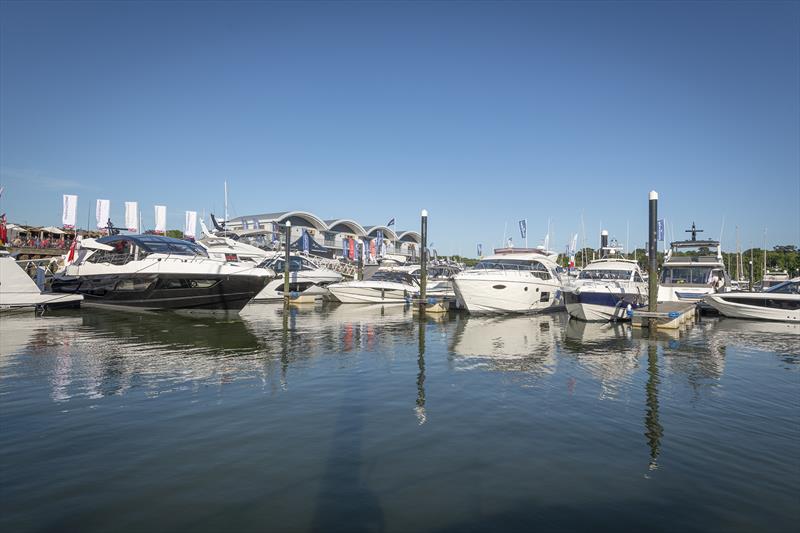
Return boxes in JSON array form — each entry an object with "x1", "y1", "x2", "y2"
[{"x1": 1, "y1": 303, "x2": 798, "y2": 532}]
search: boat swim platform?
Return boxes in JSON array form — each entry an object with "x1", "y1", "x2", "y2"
[{"x1": 630, "y1": 302, "x2": 697, "y2": 330}]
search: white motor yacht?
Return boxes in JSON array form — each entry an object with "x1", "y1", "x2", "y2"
[
  {"x1": 0, "y1": 251, "x2": 83, "y2": 312},
  {"x1": 703, "y1": 278, "x2": 799, "y2": 322},
  {"x1": 383, "y1": 263, "x2": 462, "y2": 298},
  {"x1": 657, "y1": 223, "x2": 730, "y2": 304},
  {"x1": 254, "y1": 254, "x2": 343, "y2": 301},
  {"x1": 562, "y1": 258, "x2": 648, "y2": 322},
  {"x1": 51, "y1": 235, "x2": 274, "y2": 311},
  {"x1": 196, "y1": 220, "x2": 274, "y2": 265},
  {"x1": 452, "y1": 248, "x2": 564, "y2": 314},
  {"x1": 328, "y1": 270, "x2": 419, "y2": 304}
]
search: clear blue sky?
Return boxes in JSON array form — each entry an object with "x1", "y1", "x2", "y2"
[{"x1": 1, "y1": 0, "x2": 798, "y2": 255}]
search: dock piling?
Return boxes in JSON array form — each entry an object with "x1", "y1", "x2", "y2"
[
  {"x1": 648, "y1": 191, "x2": 659, "y2": 329},
  {"x1": 419, "y1": 209, "x2": 428, "y2": 315},
  {"x1": 283, "y1": 221, "x2": 291, "y2": 304}
]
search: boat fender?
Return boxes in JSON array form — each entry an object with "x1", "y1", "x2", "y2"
[
  {"x1": 626, "y1": 304, "x2": 633, "y2": 318},
  {"x1": 668, "y1": 311, "x2": 680, "y2": 319}
]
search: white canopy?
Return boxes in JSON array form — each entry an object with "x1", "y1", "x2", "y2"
[{"x1": 40, "y1": 226, "x2": 66, "y2": 235}]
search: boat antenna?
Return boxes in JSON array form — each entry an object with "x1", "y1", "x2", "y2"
[{"x1": 685, "y1": 222, "x2": 703, "y2": 241}]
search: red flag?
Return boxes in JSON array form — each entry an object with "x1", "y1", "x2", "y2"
[
  {"x1": 0, "y1": 213, "x2": 6, "y2": 244},
  {"x1": 348, "y1": 238, "x2": 355, "y2": 260},
  {"x1": 67, "y1": 238, "x2": 78, "y2": 263}
]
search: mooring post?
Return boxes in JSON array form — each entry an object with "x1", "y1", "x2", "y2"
[
  {"x1": 648, "y1": 191, "x2": 659, "y2": 329},
  {"x1": 283, "y1": 220, "x2": 291, "y2": 304},
  {"x1": 419, "y1": 209, "x2": 428, "y2": 314}
]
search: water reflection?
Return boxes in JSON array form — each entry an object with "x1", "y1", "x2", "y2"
[
  {"x1": 448, "y1": 313, "x2": 562, "y2": 375},
  {"x1": 644, "y1": 338, "x2": 663, "y2": 472},
  {"x1": 416, "y1": 318, "x2": 427, "y2": 424}
]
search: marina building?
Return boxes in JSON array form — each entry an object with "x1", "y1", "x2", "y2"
[{"x1": 225, "y1": 211, "x2": 422, "y2": 259}]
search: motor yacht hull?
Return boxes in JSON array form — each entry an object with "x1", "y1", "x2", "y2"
[
  {"x1": 703, "y1": 293, "x2": 799, "y2": 322},
  {"x1": 563, "y1": 290, "x2": 646, "y2": 322},
  {"x1": 452, "y1": 275, "x2": 563, "y2": 314},
  {"x1": 328, "y1": 281, "x2": 415, "y2": 304},
  {"x1": 51, "y1": 273, "x2": 267, "y2": 311},
  {"x1": 0, "y1": 256, "x2": 83, "y2": 312},
  {"x1": 253, "y1": 272, "x2": 341, "y2": 301}
]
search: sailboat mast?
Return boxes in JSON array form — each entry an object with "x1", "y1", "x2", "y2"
[{"x1": 224, "y1": 180, "x2": 228, "y2": 238}]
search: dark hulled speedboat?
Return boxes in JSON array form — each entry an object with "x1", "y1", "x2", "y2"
[{"x1": 51, "y1": 235, "x2": 275, "y2": 311}]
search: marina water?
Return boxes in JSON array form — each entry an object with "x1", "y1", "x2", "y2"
[{"x1": 1, "y1": 304, "x2": 798, "y2": 532}]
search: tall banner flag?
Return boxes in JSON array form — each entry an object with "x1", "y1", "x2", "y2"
[
  {"x1": 96, "y1": 199, "x2": 110, "y2": 230},
  {"x1": 184, "y1": 211, "x2": 197, "y2": 239},
  {"x1": 154, "y1": 205, "x2": 167, "y2": 234},
  {"x1": 387, "y1": 218, "x2": 395, "y2": 227},
  {"x1": 657, "y1": 219, "x2": 665, "y2": 242},
  {"x1": 301, "y1": 230, "x2": 310, "y2": 253},
  {"x1": 342, "y1": 238, "x2": 348, "y2": 258},
  {"x1": 380, "y1": 241, "x2": 387, "y2": 257},
  {"x1": 361, "y1": 239, "x2": 367, "y2": 263},
  {"x1": 376, "y1": 230, "x2": 383, "y2": 255},
  {"x1": 519, "y1": 219, "x2": 527, "y2": 239},
  {"x1": 477, "y1": 243, "x2": 483, "y2": 256},
  {"x1": 125, "y1": 202, "x2": 138, "y2": 232},
  {"x1": 272, "y1": 222, "x2": 279, "y2": 244},
  {"x1": 242, "y1": 219, "x2": 249, "y2": 230},
  {"x1": 62, "y1": 194, "x2": 78, "y2": 228},
  {"x1": 252, "y1": 218, "x2": 260, "y2": 230},
  {"x1": 369, "y1": 239, "x2": 376, "y2": 260},
  {"x1": 348, "y1": 238, "x2": 355, "y2": 260}
]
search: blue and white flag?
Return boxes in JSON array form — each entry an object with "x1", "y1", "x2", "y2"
[
  {"x1": 301, "y1": 230, "x2": 310, "y2": 253},
  {"x1": 376, "y1": 230, "x2": 383, "y2": 251},
  {"x1": 252, "y1": 219, "x2": 260, "y2": 230},
  {"x1": 477, "y1": 243, "x2": 483, "y2": 256},
  {"x1": 387, "y1": 218, "x2": 395, "y2": 227},
  {"x1": 272, "y1": 222, "x2": 279, "y2": 243},
  {"x1": 342, "y1": 239, "x2": 348, "y2": 258},
  {"x1": 519, "y1": 219, "x2": 527, "y2": 239},
  {"x1": 242, "y1": 219, "x2": 249, "y2": 230},
  {"x1": 657, "y1": 219, "x2": 665, "y2": 242}
]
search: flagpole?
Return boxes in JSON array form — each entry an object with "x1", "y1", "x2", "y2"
[{"x1": 525, "y1": 218, "x2": 528, "y2": 248}]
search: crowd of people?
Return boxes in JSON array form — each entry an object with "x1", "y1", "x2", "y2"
[{"x1": 8, "y1": 236, "x2": 71, "y2": 249}]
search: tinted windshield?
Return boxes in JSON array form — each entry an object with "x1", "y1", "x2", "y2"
[
  {"x1": 660, "y1": 266, "x2": 712, "y2": 284},
  {"x1": 474, "y1": 259, "x2": 548, "y2": 272},
  {"x1": 766, "y1": 281, "x2": 799, "y2": 294},
  {"x1": 134, "y1": 237, "x2": 208, "y2": 257},
  {"x1": 371, "y1": 271, "x2": 416, "y2": 284},
  {"x1": 578, "y1": 269, "x2": 632, "y2": 280}
]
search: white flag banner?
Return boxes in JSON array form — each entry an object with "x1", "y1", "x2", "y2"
[
  {"x1": 154, "y1": 205, "x2": 167, "y2": 234},
  {"x1": 125, "y1": 202, "x2": 138, "y2": 232},
  {"x1": 184, "y1": 210, "x2": 197, "y2": 238},
  {"x1": 62, "y1": 194, "x2": 78, "y2": 228},
  {"x1": 96, "y1": 199, "x2": 110, "y2": 230}
]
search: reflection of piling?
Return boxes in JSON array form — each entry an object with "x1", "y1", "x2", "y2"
[
  {"x1": 283, "y1": 221, "x2": 292, "y2": 304},
  {"x1": 419, "y1": 209, "x2": 428, "y2": 315},
  {"x1": 416, "y1": 319, "x2": 426, "y2": 424},
  {"x1": 648, "y1": 191, "x2": 659, "y2": 328},
  {"x1": 645, "y1": 340, "x2": 663, "y2": 470}
]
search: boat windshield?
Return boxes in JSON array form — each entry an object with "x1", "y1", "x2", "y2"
[
  {"x1": 474, "y1": 259, "x2": 548, "y2": 272},
  {"x1": 371, "y1": 270, "x2": 417, "y2": 285},
  {"x1": 660, "y1": 266, "x2": 713, "y2": 285},
  {"x1": 766, "y1": 280, "x2": 800, "y2": 294},
  {"x1": 135, "y1": 237, "x2": 208, "y2": 257},
  {"x1": 266, "y1": 256, "x2": 315, "y2": 272},
  {"x1": 578, "y1": 269, "x2": 632, "y2": 281}
]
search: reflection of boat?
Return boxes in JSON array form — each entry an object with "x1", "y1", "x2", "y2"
[
  {"x1": 452, "y1": 249, "x2": 563, "y2": 314},
  {"x1": 0, "y1": 251, "x2": 83, "y2": 311},
  {"x1": 562, "y1": 319, "x2": 641, "y2": 397},
  {"x1": 255, "y1": 255, "x2": 342, "y2": 301},
  {"x1": 704, "y1": 316, "x2": 800, "y2": 356},
  {"x1": 0, "y1": 314, "x2": 83, "y2": 357},
  {"x1": 52, "y1": 235, "x2": 274, "y2": 311},
  {"x1": 703, "y1": 278, "x2": 799, "y2": 322},
  {"x1": 328, "y1": 270, "x2": 418, "y2": 304},
  {"x1": 449, "y1": 313, "x2": 562, "y2": 374},
  {"x1": 562, "y1": 259, "x2": 647, "y2": 321}
]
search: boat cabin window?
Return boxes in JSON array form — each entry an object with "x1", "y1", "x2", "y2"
[
  {"x1": 133, "y1": 237, "x2": 208, "y2": 257},
  {"x1": 660, "y1": 266, "x2": 713, "y2": 285},
  {"x1": 578, "y1": 269, "x2": 633, "y2": 281},
  {"x1": 766, "y1": 281, "x2": 799, "y2": 294},
  {"x1": 267, "y1": 257, "x2": 310, "y2": 272},
  {"x1": 633, "y1": 272, "x2": 644, "y2": 283}
]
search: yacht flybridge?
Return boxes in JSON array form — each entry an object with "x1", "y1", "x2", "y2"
[
  {"x1": 657, "y1": 223, "x2": 730, "y2": 304},
  {"x1": 51, "y1": 235, "x2": 275, "y2": 311},
  {"x1": 452, "y1": 248, "x2": 563, "y2": 314},
  {"x1": 563, "y1": 258, "x2": 647, "y2": 322}
]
